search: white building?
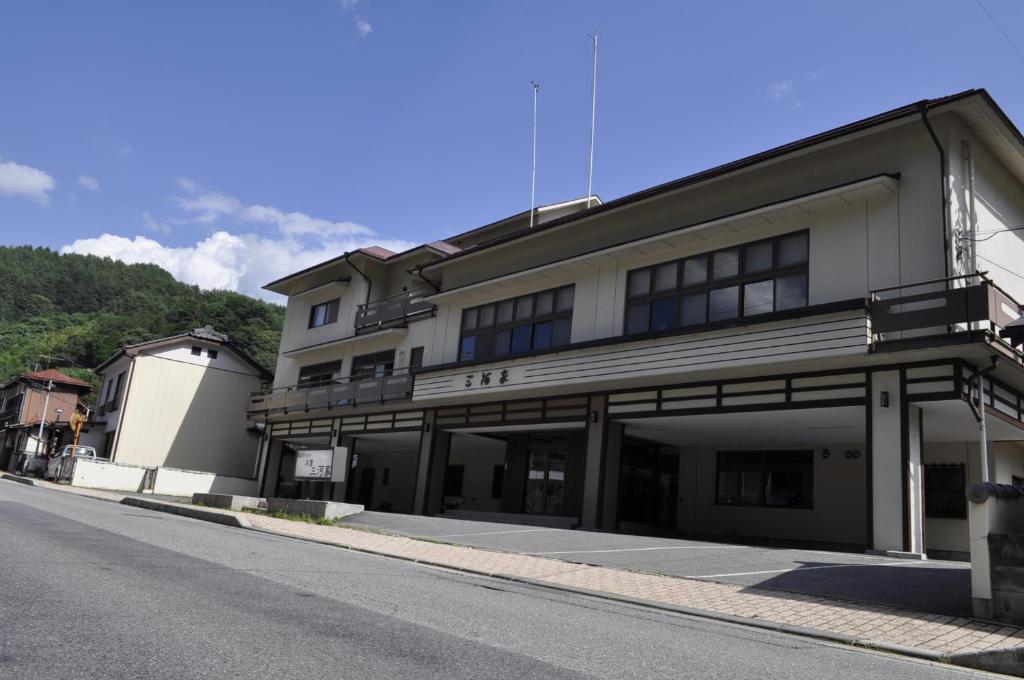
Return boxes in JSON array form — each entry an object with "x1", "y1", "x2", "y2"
[
  {"x1": 250, "y1": 89, "x2": 1024, "y2": 559},
  {"x1": 95, "y1": 327, "x2": 268, "y2": 480}
]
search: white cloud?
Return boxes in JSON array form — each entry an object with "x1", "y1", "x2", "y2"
[
  {"x1": 61, "y1": 231, "x2": 416, "y2": 301},
  {"x1": 336, "y1": 0, "x2": 372, "y2": 39},
  {"x1": 60, "y1": 180, "x2": 415, "y2": 301},
  {"x1": 0, "y1": 159, "x2": 56, "y2": 204},
  {"x1": 768, "y1": 80, "x2": 794, "y2": 101},
  {"x1": 175, "y1": 179, "x2": 373, "y2": 238},
  {"x1": 77, "y1": 175, "x2": 100, "y2": 191}
]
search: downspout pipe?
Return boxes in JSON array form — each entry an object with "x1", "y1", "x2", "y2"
[
  {"x1": 919, "y1": 102, "x2": 952, "y2": 286},
  {"x1": 344, "y1": 252, "x2": 372, "y2": 306},
  {"x1": 966, "y1": 356, "x2": 999, "y2": 483}
]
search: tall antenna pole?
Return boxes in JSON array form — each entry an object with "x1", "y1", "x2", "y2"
[
  {"x1": 530, "y1": 80, "x2": 540, "y2": 228},
  {"x1": 586, "y1": 31, "x2": 598, "y2": 208}
]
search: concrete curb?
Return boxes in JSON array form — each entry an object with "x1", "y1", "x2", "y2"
[
  {"x1": 120, "y1": 497, "x2": 252, "y2": 529},
  {"x1": 1, "y1": 473, "x2": 37, "y2": 486}
]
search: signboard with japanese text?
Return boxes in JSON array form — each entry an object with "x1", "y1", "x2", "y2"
[{"x1": 294, "y1": 449, "x2": 333, "y2": 479}]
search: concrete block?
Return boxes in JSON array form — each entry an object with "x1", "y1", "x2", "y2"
[
  {"x1": 192, "y1": 493, "x2": 265, "y2": 512},
  {"x1": 266, "y1": 498, "x2": 364, "y2": 520}
]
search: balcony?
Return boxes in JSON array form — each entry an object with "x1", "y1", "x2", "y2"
[
  {"x1": 354, "y1": 289, "x2": 435, "y2": 335},
  {"x1": 869, "y1": 274, "x2": 1022, "y2": 353},
  {"x1": 247, "y1": 368, "x2": 414, "y2": 418}
]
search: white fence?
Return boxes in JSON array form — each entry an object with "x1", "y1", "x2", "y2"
[
  {"x1": 67, "y1": 459, "x2": 257, "y2": 497},
  {"x1": 70, "y1": 458, "x2": 148, "y2": 492}
]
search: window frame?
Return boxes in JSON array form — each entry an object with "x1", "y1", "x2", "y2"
[
  {"x1": 458, "y1": 285, "x2": 574, "y2": 363},
  {"x1": 308, "y1": 298, "x2": 341, "y2": 329},
  {"x1": 624, "y1": 231, "x2": 809, "y2": 337},
  {"x1": 297, "y1": 361, "x2": 342, "y2": 388},
  {"x1": 714, "y1": 450, "x2": 814, "y2": 510}
]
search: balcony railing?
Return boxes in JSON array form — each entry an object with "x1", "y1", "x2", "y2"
[
  {"x1": 353, "y1": 289, "x2": 435, "y2": 335},
  {"x1": 247, "y1": 368, "x2": 414, "y2": 417},
  {"x1": 869, "y1": 274, "x2": 1021, "y2": 347}
]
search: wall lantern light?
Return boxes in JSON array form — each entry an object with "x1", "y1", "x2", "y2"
[
  {"x1": 879, "y1": 390, "x2": 890, "y2": 408},
  {"x1": 590, "y1": 410, "x2": 599, "y2": 424}
]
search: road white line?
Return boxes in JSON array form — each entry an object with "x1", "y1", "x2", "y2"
[
  {"x1": 417, "y1": 528, "x2": 562, "y2": 539},
  {"x1": 528, "y1": 545, "x2": 746, "y2": 555},
  {"x1": 693, "y1": 560, "x2": 913, "y2": 579}
]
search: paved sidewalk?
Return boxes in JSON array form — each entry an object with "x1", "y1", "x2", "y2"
[{"x1": 18, "y1": 479, "x2": 1024, "y2": 666}]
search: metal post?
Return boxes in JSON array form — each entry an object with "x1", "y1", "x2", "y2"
[
  {"x1": 586, "y1": 31, "x2": 598, "y2": 208},
  {"x1": 530, "y1": 81, "x2": 539, "y2": 228}
]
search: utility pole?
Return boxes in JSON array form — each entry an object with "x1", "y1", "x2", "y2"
[{"x1": 35, "y1": 380, "x2": 53, "y2": 455}]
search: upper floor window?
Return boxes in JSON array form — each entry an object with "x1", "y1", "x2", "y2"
[
  {"x1": 458, "y1": 285, "x2": 574, "y2": 362},
  {"x1": 350, "y1": 350, "x2": 395, "y2": 379},
  {"x1": 107, "y1": 371, "x2": 125, "y2": 412},
  {"x1": 625, "y1": 231, "x2": 809, "y2": 336},
  {"x1": 298, "y1": 361, "x2": 341, "y2": 388},
  {"x1": 190, "y1": 346, "x2": 202, "y2": 356},
  {"x1": 207, "y1": 349, "x2": 218, "y2": 359},
  {"x1": 308, "y1": 299, "x2": 340, "y2": 328}
]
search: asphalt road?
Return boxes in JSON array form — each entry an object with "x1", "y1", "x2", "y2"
[
  {"x1": 344, "y1": 511, "x2": 972, "y2": 616},
  {"x1": 0, "y1": 481, "x2": 989, "y2": 680}
]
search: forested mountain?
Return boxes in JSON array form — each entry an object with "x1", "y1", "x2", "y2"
[{"x1": 0, "y1": 246, "x2": 285, "y2": 396}]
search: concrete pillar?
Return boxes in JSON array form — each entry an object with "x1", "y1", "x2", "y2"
[
  {"x1": 580, "y1": 396, "x2": 607, "y2": 529},
  {"x1": 331, "y1": 435, "x2": 355, "y2": 502},
  {"x1": 413, "y1": 411, "x2": 452, "y2": 515},
  {"x1": 258, "y1": 438, "x2": 284, "y2": 498},
  {"x1": 599, "y1": 422, "x2": 624, "y2": 531},
  {"x1": 870, "y1": 370, "x2": 924, "y2": 554},
  {"x1": 907, "y1": 405, "x2": 924, "y2": 554}
]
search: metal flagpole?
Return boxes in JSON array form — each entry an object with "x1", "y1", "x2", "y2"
[
  {"x1": 530, "y1": 81, "x2": 540, "y2": 228},
  {"x1": 586, "y1": 31, "x2": 598, "y2": 208}
]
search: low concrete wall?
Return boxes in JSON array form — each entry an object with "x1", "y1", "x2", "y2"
[
  {"x1": 968, "y1": 482, "x2": 1024, "y2": 623},
  {"x1": 151, "y1": 467, "x2": 257, "y2": 497},
  {"x1": 193, "y1": 493, "x2": 264, "y2": 512},
  {"x1": 70, "y1": 459, "x2": 148, "y2": 492},
  {"x1": 266, "y1": 498, "x2": 363, "y2": 520}
]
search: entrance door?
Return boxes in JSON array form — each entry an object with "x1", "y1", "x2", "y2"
[
  {"x1": 523, "y1": 434, "x2": 567, "y2": 515},
  {"x1": 357, "y1": 467, "x2": 376, "y2": 508},
  {"x1": 619, "y1": 440, "x2": 679, "y2": 532}
]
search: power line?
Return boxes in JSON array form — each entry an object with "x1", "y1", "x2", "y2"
[
  {"x1": 975, "y1": 0, "x2": 1024, "y2": 65},
  {"x1": 958, "y1": 224, "x2": 1024, "y2": 242},
  {"x1": 977, "y1": 254, "x2": 1024, "y2": 283}
]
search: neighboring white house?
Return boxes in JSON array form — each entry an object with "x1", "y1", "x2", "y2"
[
  {"x1": 94, "y1": 327, "x2": 269, "y2": 480},
  {"x1": 249, "y1": 89, "x2": 1024, "y2": 560}
]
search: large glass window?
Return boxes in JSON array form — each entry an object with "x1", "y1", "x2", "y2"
[
  {"x1": 523, "y1": 434, "x2": 568, "y2": 515},
  {"x1": 625, "y1": 231, "x2": 809, "y2": 335},
  {"x1": 716, "y1": 451, "x2": 813, "y2": 509},
  {"x1": 458, "y1": 285, "x2": 574, "y2": 362}
]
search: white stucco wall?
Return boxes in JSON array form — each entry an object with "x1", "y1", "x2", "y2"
[{"x1": 113, "y1": 353, "x2": 261, "y2": 477}]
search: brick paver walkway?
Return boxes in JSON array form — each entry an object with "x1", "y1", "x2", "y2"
[{"x1": 24, "y1": 480, "x2": 1024, "y2": 659}]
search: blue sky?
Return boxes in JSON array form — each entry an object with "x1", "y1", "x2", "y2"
[{"x1": 2, "y1": 0, "x2": 1024, "y2": 301}]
